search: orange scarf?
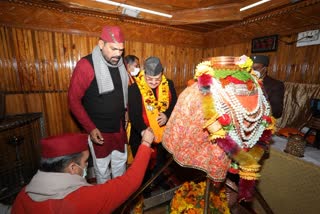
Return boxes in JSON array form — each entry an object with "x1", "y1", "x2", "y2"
[{"x1": 136, "y1": 71, "x2": 169, "y2": 143}]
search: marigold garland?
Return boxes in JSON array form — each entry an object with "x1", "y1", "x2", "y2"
[
  {"x1": 135, "y1": 70, "x2": 170, "y2": 143},
  {"x1": 194, "y1": 61, "x2": 215, "y2": 79},
  {"x1": 135, "y1": 70, "x2": 169, "y2": 113},
  {"x1": 170, "y1": 181, "x2": 230, "y2": 214},
  {"x1": 202, "y1": 94, "x2": 217, "y2": 120},
  {"x1": 195, "y1": 55, "x2": 276, "y2": 201}
]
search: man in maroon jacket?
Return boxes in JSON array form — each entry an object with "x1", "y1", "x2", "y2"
[
  {"x1": 68, "y1": 26, "x2": 129, "y2": 183},
  {"x1": 11, "y1": 128, "x2": 154, "y2": 213}
]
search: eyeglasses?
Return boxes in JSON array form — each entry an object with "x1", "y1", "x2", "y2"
[
  {"x1": 145, "y1": 75, "x2": 162, "y2": 83},
  {"x1": 252, "y1": 65, "x2": 265, "y2": 72}
]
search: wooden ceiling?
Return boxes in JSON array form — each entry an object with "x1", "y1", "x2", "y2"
[
  {"x1": 7, "y1": 0, "x2": 319, "y2": 39},
  {"x1": 35, "y1": 0, "x2": 320, "y2": 33}
]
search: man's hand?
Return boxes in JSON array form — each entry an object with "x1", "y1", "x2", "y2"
[
  {"x1": 157, "y1": 112, "x2": 168, "y2": 127},
  {"x1": 141, "y1": 127, "x2": 154, "y2": 147},
  {"x1": 90, "y1": 128, "x2": 104, "y2": 144}
]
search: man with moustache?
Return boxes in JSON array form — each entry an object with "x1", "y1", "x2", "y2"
[{"x1": 68, "y1": 26, "x2": 128, "y2": 184}]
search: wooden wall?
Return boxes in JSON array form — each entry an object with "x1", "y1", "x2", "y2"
[
  {"x1": 1, "y1": 0, "x2": 319, "y2": 136},
  {"x1": 0, "y1": 1, "x2": 212, "y2": 136},
  {"x1": 204, "y1": 34, "x2": 320, "y2": 84},
  {"x1": 203, "y1": 1, "x2": 320, "y2": 128},
  {"x1": 204, "y1": 0, "x2": 320, "y2": 85}
]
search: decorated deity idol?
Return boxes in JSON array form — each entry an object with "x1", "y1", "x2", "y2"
[{"x1": 162, "y1": 55, "x2": 275, "y2": 202}]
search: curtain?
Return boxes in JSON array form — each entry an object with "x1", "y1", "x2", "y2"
[{"x1": 276, "y1": 82, "x2": 320, "y2": 129}]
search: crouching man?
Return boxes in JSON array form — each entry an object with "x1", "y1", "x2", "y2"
[{"x1": 11, "y1": 128, "x2": 154, "y2": 213}]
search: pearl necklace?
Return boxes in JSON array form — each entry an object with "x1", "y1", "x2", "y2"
[{"x1": 210, "y1": 78, "x2": 270, "y2": 148}]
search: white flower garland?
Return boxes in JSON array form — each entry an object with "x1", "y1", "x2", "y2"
[{"x1": 210, "y1": 78, "x2": 270, "y2": 148}]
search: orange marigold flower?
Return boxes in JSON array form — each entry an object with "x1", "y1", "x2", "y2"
[{"x1": 170, "y1": 181, "x2": 230, "y2": 214}]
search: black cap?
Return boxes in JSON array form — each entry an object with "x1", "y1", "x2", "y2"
[
  {"x1": 144, "y1": 57, "x2": 163, "y2": 76},
  {"x1": 251, "y1": 55, "x2": 269, "y2": 66}
]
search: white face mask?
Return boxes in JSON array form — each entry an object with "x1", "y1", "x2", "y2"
[
  {"x1": 76, "y1": 164, "x2": 87, "y2": 178},
  {"x1": 252, "y1": 70, "x2": 261, "y2": 79},
  {"x1": 130, "y1": 67, "x2": 140, "y2": 76}
]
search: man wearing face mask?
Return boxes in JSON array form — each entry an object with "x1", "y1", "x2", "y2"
[
  {"x1": 11, "y1": 129, "x2": 154, "y2": 213},
  {"x1": 124, "y1": 55, "x2": 140, "y2": 165},
  {"x1": 251, "y1": 55, "x2": 285, "y2": 118},
  {"x1": 68, "y1": 26, "x2": 128, "y2": 184},
  {"x1": 124, "y1": 55, "x2": 140, "y2": 85}
]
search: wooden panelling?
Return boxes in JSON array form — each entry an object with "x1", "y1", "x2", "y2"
[
  {"x1": 18, "y1": 0, "x2": 315, "y2": 34},
  {"x1": 0, "y1": 0, "x2": 207, "y2": 137},
  {"x1": 1, "y1": 25, "x2": 208, "y2": 136},
  {"x1": 0, "y1": 26, "x2": 206, "y2": 94},
  {"x1": 1, "y1": 0, "x2": 319, "y2": 138},
  {"x1": 0, "y1": 1, "x2": 204, "y2": 47},
  {"x1": 204, "y1": 34, "x2": 320, "y2": 84},
  {"x1": 205, "y1": 0, "x2": 320, "y2": 46}
]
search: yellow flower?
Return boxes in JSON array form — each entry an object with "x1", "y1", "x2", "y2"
[
  {"x1": 194, "y1": 61, "x2": 215, "y2": 79},
  {"x1": 235, "y1": 55, "x2": 253, "y2": 72},
  {"x1": 135, "y1": 70, "x2": 169, "y2": 113},
  {"x1": 209, "y1": 129, "x2": 226, "y2": 140},
  {"x1": 266, "y1": 116, "x2": 277, "y2": 133}
]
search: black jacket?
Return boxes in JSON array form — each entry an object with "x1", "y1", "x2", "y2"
[
  {"x1": 263, "y1": 75, "x2": 285, "y2": 119},
  {"x1": 128, "y1": 79, "x2": 177, "y2": 155}
]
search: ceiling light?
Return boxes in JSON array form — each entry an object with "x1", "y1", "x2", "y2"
[
  {"x1": 240, "y1": 0, "x2": 271, "y2": 11},
  {"x1": 96, "y1": 0, "x2": 172, "y2": 18},
  {"x1": 122, "y1": 8, "x2": 140, "y2": 18}
]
